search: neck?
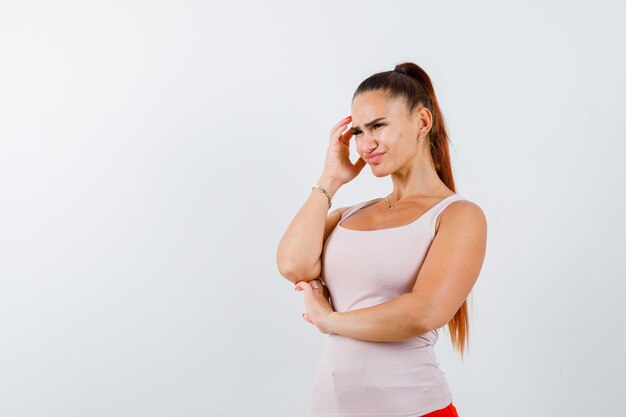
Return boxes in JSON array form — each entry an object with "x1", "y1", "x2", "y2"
[{"x1": 387, "y1": 165, "x2": 447, "y2": 202}]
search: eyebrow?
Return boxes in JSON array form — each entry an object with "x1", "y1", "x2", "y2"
[{"x1": 350, "y1": 117, "x2": 386, "y2": 133}]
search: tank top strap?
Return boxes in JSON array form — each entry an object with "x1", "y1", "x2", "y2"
[
  {"x1": 434, "y1": 193, "x2": 466, "y2": 212},
  {"x1": 341, "y1": 194, "x2": 467, "y2": 225},
  {"x1": 430, "y1": 194, "x2": 467, "y2": 224},
  {"x1": 340, "y1": 198, "x2": 381, "y2": 221},
  {"x1": 436, "y1": 193, "x2": 466, "y2": 212}
]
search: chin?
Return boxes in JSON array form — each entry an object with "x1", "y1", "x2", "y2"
[{"x1": 370, "y1": 166, "x2": 391, "y2": 177}]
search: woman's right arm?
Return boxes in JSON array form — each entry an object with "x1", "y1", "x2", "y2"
[
  {"x1": 276, "y1": 114, "x2": 366, "y2": 283},
  {"x1": 275, "y1": 175, "x2": 347, "y2": 283}
]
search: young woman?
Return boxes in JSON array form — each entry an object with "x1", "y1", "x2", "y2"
[{"x1": 276, "y1": 62, "x2": 487, "y2": 417}]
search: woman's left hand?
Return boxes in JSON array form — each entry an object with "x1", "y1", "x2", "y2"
[{"x1": 295, "y1": 278, "x2": 336, "y2": 334}]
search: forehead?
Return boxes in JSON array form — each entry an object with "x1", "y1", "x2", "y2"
[{"x1": 351, "y1": 91, "x2": 407, "y2": 120}]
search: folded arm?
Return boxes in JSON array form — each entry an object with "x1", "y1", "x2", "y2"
[{"x1": 324, "y1": 201, "x2": 487, "y2": 342}]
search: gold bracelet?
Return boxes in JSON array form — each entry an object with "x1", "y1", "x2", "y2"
[{"x1": 312, "y1": 184, "x2": 332, "y2": 208}]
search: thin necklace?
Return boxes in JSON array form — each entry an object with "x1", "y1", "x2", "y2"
[
  {"x1": 384, "y1": 185, "x2": 449, "y2": 210},
  {"x1": 384, "y1": 194, "x2": 396, "y2": 210}
]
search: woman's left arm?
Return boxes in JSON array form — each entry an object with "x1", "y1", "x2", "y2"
[{"x1": 297, "y1": 201, "x2": 487, "y2": 342}]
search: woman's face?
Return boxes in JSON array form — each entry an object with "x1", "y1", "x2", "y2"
[{"x1": 350, "y1": 90, "x2": 425, "y2": 175}]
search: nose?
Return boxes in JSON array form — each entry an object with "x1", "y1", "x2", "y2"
[{"x1": 360, "y1": 137, "x2": 379, "y2": 155}]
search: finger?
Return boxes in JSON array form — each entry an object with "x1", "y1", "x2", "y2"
[
  {"x1": 335, "y1": 122, "x2": 352, "y2": 145},
  {"x1": 310, "y1": 279, "x2": 328, "y2": 297},
  {"x1": 297, "y1": 280, "x2": 323, "y2": 295},
  {"x1": 330, "y1": 116, "x2": 352, "y2": 144},
  {"x1": 331, "y1": 115, "x2": 352, "y2": 132},
  {"x1": 321, "y1": 283, "x2": 331, "y2": 299},
  {"x1": 302, "y1": 312, "x2": 313, "y2": 324},
  {"x1": 352, "y1": 155, "x2": 367, "y2": 172},
  {"x1": 338, "y1": 128, "x2": 353, "y2": 147},
  {"x1": 297, "y1": 280, "x2": 312, "y2": 294},
  {"x1": 295, "y1": 280, "x2": 314, "y2": 292}
]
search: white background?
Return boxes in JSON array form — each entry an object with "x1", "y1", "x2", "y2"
[{"x1": 1, "y1": 1, "x2": 625, "y2": 416}]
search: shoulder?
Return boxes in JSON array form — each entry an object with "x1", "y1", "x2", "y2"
[
  {"x1": 336, "y1": 197, "x2": 381, "y2": 217},
  {"x1": 435, "y1": 199, "x2": 487, "y2": 236},
  {"x1": 333, "y1": 206, "x2": 350, "y2": 217}
]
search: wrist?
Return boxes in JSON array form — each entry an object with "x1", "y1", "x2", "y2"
[
  {"x1": 324, "y1": 311, "x2": 341, "y2": 335},
  {"x1": 315, "y1": 175, "x2": 342, "y2": 197}
]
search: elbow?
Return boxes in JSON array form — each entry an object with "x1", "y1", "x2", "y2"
[
  {"x1": 276, "y1": 238, "x2": 324, "y2": 282},
  {"x1": 276, "y1": 251, "x2": 297, "y2": 282},
  {"x1": 404, "y1": 294, "x2": 450, "y2": 337},
  {"x1": 277, "y1": 261, "x2": 298, "y2": 283},
  {"x1": 407, "y1": 301, "x2": 435, "y2": 337},
  {"x1": 276, "y1": 259, "x2": 318, "y2": 283},
  {"x1": 276, "y1": 253, "x2": 298, "y2": 281},
  {"x1": 411, "y1": 316, "x2": 431, "y2": 337},
  {"x1": 413, "y1": 310, "x2": 450, "y2": 336}
]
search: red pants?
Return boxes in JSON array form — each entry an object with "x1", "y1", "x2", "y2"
[{"x1": 421, "y1": 402, "x2": 459, "y2": 416}]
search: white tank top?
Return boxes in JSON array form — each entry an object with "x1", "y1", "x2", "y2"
[{"x1": 310, "y1": 193, "x2": 466, "y2": 417}]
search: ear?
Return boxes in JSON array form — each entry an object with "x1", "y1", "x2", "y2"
[{"x1": 414, "y1": 105, "x2": 433, "y2": 137}]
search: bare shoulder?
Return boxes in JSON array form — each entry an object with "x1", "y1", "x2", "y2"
[
  {"x1": 328, "y1": 205, "x2": 350, "y2": 220},
  {"x1": 334, "y1": 206, "x2": 351, "y2": 216},
  {"x1": 435, "y1": 199, "x2": 487, "y2": 236}
]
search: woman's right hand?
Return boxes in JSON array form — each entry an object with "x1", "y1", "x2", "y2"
[{"x1": 320, "y1": 116, "x2": 367, "y2": 186}]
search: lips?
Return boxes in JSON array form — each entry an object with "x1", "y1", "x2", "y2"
[{"x1": 366, "y1": 152, "x2": 385, "y2": 163}]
